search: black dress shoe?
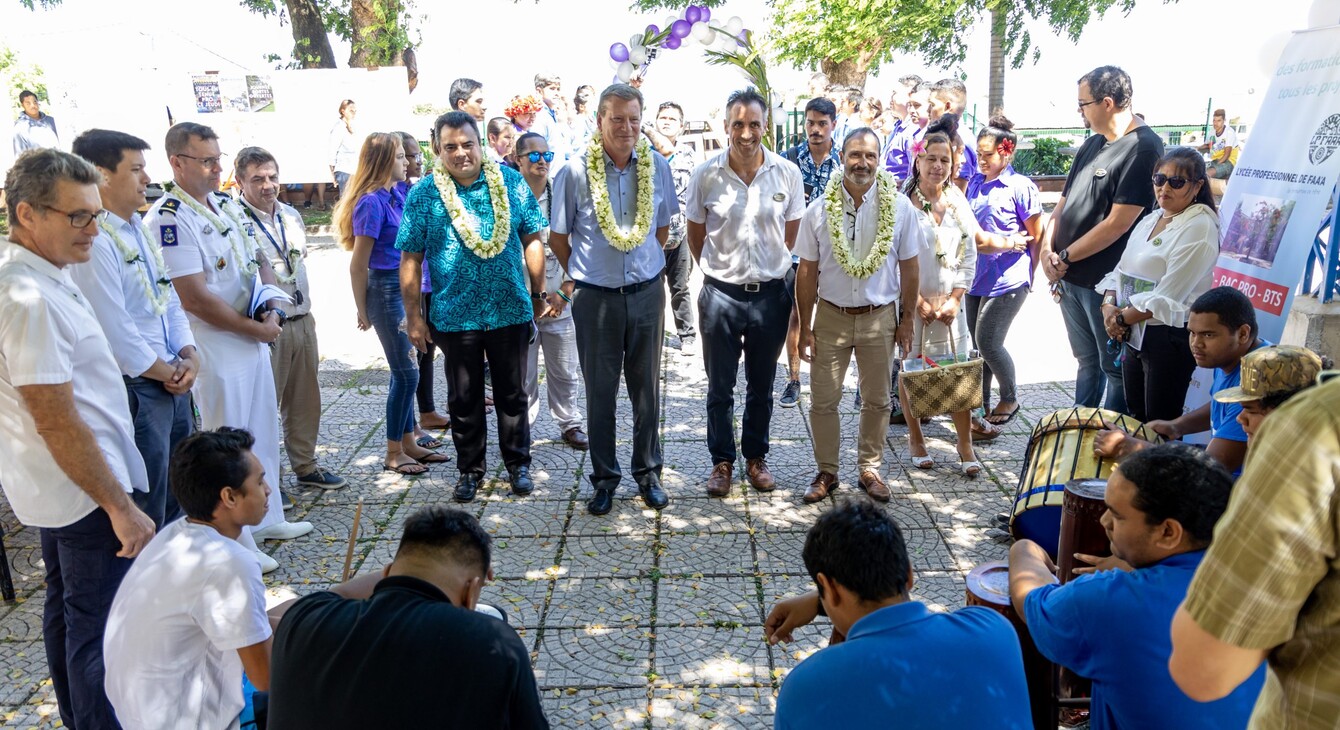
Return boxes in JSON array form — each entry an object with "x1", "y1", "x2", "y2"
[
  {"x1": 509, "y1": 465, "x2": 535, "y2": 496},
  {"x1": 637, "y1": 477, "x2": 669, "y2": 510},
  {"x1": 587, "y1": 487, "x2": 615, "y2": 516},
  {"x1": 454, "y1": 473, "x2": 481, "y2": 503}
]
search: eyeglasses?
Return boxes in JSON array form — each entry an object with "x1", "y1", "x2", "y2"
[
  {"x1": 1077, "y1": 99, "x2": 1101, "y2": 111},
  {"x1": 175, "y1": 153, "x2": 226, "y2": 168},
  {"x1": 1152, "y1": 173, "x2": 1196, "y2": 189},
  {"x1": 525, "y1": 151, "x2": 555, "y2": 163},
  {"x1": 406, "y1": 153, "x2": 422, "y2": 161},
  {"x1": 41, "y1": 206, "x2": 102, "y2": 228}
]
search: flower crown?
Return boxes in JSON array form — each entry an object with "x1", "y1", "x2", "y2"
[
  {"x1": 911, "y1": 140, "x2": 927, "y2": 157},
  {"x1": 504, "y1": 95, "x2": 543, "y2": 119},
  {"x1": 998, "y1": 139, "x2": 1016, "y2": 155}
]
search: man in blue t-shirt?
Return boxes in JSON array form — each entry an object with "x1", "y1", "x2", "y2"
[
  {"x1": 1009, "y1": 443, "x2": 1265, "y2": 729},
  {"x1": 766, "y1": 501, "x2": 1030, "y2": 729},
  {"x1": 1095, "y1": 286, "x2": 1261, "y2": 475}
]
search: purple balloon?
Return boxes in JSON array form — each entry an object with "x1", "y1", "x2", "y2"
[
  {"x1": 610, "y1": 42, "x2": 629, "y2": 62},
  {"x1": 670, "y1": 19, "x2": 692, "y2": 38},
  {"x1": 700, "y1": 7, "x2": 711, "y2": 21},
  {"x1": 664, "y1": 35, "x2": 682, "y2": 50},
  {"x1": 685, "y1": 5, "x2": 702, "y2": 23},
  {"x1": 646, "y1": 23, "x2": 659, "y2": 36}
]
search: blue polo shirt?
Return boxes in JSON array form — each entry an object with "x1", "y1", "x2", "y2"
[
  {"x1": 1024, "y1": 551, "x2": 1266, "y2": 730},
  {"x1": 396, "y1": 167, "x2": 547, "y2": 333},
  {"x1": 1211, "y1": 338, "x2": 1269, "y2": 445},
  {"x1": 775, "y1": 602, "x2": 1030, "y2": 729}
]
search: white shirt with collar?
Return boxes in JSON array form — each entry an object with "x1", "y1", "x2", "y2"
[
  {"x1": 68, "y1": 212, "x2": 196, "y2": 378},
  {"x1": 794, "y1": 179, "x2": 927, "y2": 308},
  {"x1": 240, "y1": 196, "x2": 312, "y2": 317},
  {"x1": 0, "y1": 241, "x2": 148, "y2": 528},
  {"x1": 684, "y1": 149, "x2": 805, "y2": 285},
  {"x1": 146, "y1": 190, "x2": 260, "y2": 334}
]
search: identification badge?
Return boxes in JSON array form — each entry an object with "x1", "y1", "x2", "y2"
[
  {"x1": 772, "y1": 192, "x2": 787, "y2": 202},
  {"x1": 216, "y1": 257, "x2": 228, "y2": 271},
  {"x1": 294, "y1": 290, "x2": 305, "y2": 306},
  {"x1": 203, "y1": 225, "x2": 215, "y2": 236},
  {"x1": 244, "y1": 222, "x2": 255, "y2": 237},
  {"x1": 1093, "y1": 168, "x2": 1108, "y2": 178},
  {"x1": 160, "y1": 225, "x2": 178, "y2": 246}
]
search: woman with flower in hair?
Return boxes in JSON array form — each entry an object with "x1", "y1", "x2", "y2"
[
  {"x1": 964, "y1": 114, "x2": 1044, "y2": 426},
  {"x1": 505, "y1": 95, "x2": 543, "y2": 134},
  {"x1": 335, "y1": 132, "x2": 448, "y2": 475},
  {"x1": 901, "y1": 115, "x2": 1030, "y2": 474}
]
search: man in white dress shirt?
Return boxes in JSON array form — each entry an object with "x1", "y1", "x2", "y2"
[
  {"x1": 235, "y1": 146, "x2": 346, "y2": 491},
  {"x1": 0, "y1": 148, "x2": 156, "y2": 729},
  {"x1": 69, "y1": 129, "x2": 200, "y2": 529},
  {"x1": 145, "y1": 122, "x2": 311, "y2": 573},
  {"x1": 685, "y1": 88, "x2": 805, "y2": 498},
  {"x1": 794, "y1": 128, "x2": 923, "y2": 503}
]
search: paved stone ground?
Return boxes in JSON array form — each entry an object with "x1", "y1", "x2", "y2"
[{"x1": 0, "y1": 236, "x2": 1082, "y2": 728}]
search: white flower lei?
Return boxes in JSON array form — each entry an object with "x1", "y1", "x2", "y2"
[
  {"x1": 163, "y1": 183, "x2": 260, "y2": 276},
  {"x1": 913, "y1": 184, "x2": 970, "y2": 267},
  {"x1": 98, "y1": 217, "x2": 172, "y2": 315},
  {"x1": 245, "y1": 207, "x2": 303, "y2": 285},
  {"x1": 824, "y1": 170, "x2": 897, "y2": 279},
  {"x1": 586, "y1": 134, "x2": 655, "y2": 252},
  {"x1": 434, "y1": 156, "x2": 511, "y2": 259}
]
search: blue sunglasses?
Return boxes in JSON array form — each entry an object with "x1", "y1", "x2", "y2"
[{"x1": 525, "y1": 151, "x2": 555, "y2": 163}]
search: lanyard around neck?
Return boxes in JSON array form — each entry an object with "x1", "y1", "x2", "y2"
[{"x1": 243, "y1": 205, "x2": 292, "y2": 272}]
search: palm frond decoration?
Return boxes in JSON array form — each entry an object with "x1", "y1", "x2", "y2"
[{"x1": 703, "y1": 29, "x2": 775, "y2": 149}]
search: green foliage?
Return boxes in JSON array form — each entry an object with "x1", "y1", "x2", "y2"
[
  {"x1": 702, "y1": 29, "x2": 775, "y2": 148},
  {"x1": 0, "y1": 46, "x2": 46, "y2": 115},
  {"x1": 1014, "y1": 137, "x2": 1073, "y2": 176}
]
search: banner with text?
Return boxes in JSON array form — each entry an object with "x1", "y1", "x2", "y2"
[{"x1": 1214, "y1": 26, "x2": 1340, "y2": 343}]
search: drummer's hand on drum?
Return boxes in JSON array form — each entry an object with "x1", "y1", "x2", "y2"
[
  {"x1": 1071, "y1": 553, "x2": 1133, "y2": 576},
  {"x1": 1093, "y1": 428, "x2": 1129, "y2": 459},
  {"x1": 764, "y1": 590, "x2": 821, "y2": 645},
  {"x1": 1147, "y1": 419, "x2": 1183, "y2": 440}
]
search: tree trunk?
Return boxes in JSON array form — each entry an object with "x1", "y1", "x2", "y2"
[
  {"x1": 820, "y1": 50, "x2": 878, "y2": 91},
  {"x1": 988, "y1": 3, "x2": 1006, "y2": 116},
  {"x1": 349, "y1": 0, "x2": 406, "y2": 68},
  {"x1": 283, "y1": 0, "x2": 336, "y2": 69}
]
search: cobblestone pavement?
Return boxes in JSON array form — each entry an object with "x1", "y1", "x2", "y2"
[{"x1": 0, "y1": 238, "x2": 1081, "y2": 727}]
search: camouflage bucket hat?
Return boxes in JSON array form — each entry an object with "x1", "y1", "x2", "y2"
[{"x1": 1214, "y1": 345, "x2": 1324, "y2": 403}]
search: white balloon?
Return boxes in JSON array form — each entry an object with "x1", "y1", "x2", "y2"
[
  {"x1": 617, "y1": 61, "x2": 635, "y2": 83},
  {"x1": 1258, "y1": 31, "x2": 1293, "y2": 76},
  {"x1": 692, "y1": 21, "x2": 714, "y2": 44},
  {"x1": 630, "y1": 33, "x2": 644, "y2": 50},
  {"x1": 1309, "y1": 0, "x2": 1340, "y2": 27},
  {"x1": 726, "y1": 16, "x2": 744, "y2": 35},
  {"x1": 630, "y1": 47, "x2": 647, "y2": 65}
]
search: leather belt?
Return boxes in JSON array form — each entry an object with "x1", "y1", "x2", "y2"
[
  {"x1": 573, "y1": 273, "x2": 662, "y2": 295},
  {"x1": 821, "y1": 298, "x2": 889, "y2": 316},
  {"x1": 704, "y1": 276, "x2": 786, "y2": 295}
]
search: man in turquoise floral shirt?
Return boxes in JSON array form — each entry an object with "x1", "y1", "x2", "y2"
[{"x1": 399, "y1": 111, "x2": 549, "y2": 503}]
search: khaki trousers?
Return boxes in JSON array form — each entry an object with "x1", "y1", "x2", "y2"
[
  {"x1": 270, "y1": 313, "x2": 322, "y2": 475},
  {"x1": 809, "y1": 300, "x2": 896, "y2": 474}
]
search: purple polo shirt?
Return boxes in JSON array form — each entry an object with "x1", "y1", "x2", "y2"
[
  {"x1": 965, "y1": 167, "x2": 1042, "y2": 297},
  {"x1": 353, "y1": 185, "x2": 406, "y2": 271},
  {"x1": 883, "y1": 123, "x2": 924, "y2": 180}
]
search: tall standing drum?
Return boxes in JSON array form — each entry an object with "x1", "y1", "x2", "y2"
[
  {"x1": 966, "y1": 561, "x2": 1057, "y2": 730},
  {"x1": 1011, "y1": 408, "x2": 1157, "y2": 557},
  {"x1": 1056, "y1": 478, "x2": 1111, "y2": 584}
]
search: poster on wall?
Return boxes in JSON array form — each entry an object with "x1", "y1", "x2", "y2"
[
  {"x1": 191, "y1": 72, "x2": 276, "y2": 114},
  {"x1": 1211, "y1": 25, "x2": 1340, "y2": 344}
]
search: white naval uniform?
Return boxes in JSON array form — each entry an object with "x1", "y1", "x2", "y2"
[{"x1": 146, "y1": 191, "x2": 286, "y2": 531}]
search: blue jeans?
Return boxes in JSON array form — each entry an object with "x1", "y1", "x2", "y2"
[
  {"x1": 367, "y1": 269, "x2": 419, "y2": 441},
  {"x1": 41, "y1": 508, "x2": 133, "y2": 730},
  {"x1": 1058, "y1": 281, "x2": 1126, "y2": 412},
  {"x1": 125, "y1": 376, "x2": 190, "y2": 528}
]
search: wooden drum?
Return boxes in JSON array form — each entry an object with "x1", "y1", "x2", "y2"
[
  {"x1": 1056, "y1": 478, "x2": 1111, "y2": 585},
  {"x1": 966, "y1": 562, "x2": 1056, "y2": 730},
  {"x1": 1011, "y1": 408, "x2": 1156, "y2": 557}
]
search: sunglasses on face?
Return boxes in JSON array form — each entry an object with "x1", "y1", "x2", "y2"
[
  {"x1": 1152, "y1": 173, "x2": 1196, "y2": 189},
  {"x1": 524, "y1": 151, "x2": 555, "y2": 163}
]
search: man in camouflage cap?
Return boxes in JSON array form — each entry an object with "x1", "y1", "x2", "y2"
[{"x1": 1213, "y1": 345, "x2": 1328, "y2": 443}]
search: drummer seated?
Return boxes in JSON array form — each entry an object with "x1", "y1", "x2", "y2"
[
  {"x1": 1008, "y1": 443, "x2": 1266, "y2": 729},
  {"x1": 1095, "y1": 286, "x2": 1263, "y2": 475},
  {"x1": 768, "y1": 500, "x2": 1032, "y2": 729},
  {"x1": 1215, "y1": 345, "x2": 1330, "y2": 444}
]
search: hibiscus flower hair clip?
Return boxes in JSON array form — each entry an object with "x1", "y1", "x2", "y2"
[
  {"x1": 998, "y1": 139, "x2": 1016, "y2": 155},
  {"x1": 504, "y1": 94, "x2": 543, "y2": 120},
  {"x1": 910, "y1": 140, "x2": 927, "y2": 157}
]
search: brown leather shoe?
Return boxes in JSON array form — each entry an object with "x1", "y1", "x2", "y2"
[
  {"x1": 803, "y1": 471, "x2": 838, "y2": 503},
  {"x1": 562, "y1": 427, "x2": 589, "y2": 451},
  {"x1": 859, "y1": 470, "x2": 891, "y2": 502},
  {"x1": 745, "y1": 458, "x2": 777, "y2": 492},
  {"x1": 705, "y1": 461, "x2": 734, "y2": 497}
]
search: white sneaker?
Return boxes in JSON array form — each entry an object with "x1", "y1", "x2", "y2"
[
  {"x1": 254, "y1": 550, "x2": 279, "y2": 574},
  {"x1": 252, "y1": 520, "x2": 314, "y2": 541}
]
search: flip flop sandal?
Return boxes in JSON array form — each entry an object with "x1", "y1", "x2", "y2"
[
  {"x1": 985, "y1": 403, "x2": 1022, "y2": 426},
  {"x1": 415, "y1": 451, "x2": 452, "y2": 464},
  {"x1": 416, "y1": 435, "x2": 444, "y2": 449},
  {"x1": 383, "y1": 461, "x2": 428, "y2": 476},
  {"x1": 971, "y1": 421, "x2": 1002, "y2": 442}
]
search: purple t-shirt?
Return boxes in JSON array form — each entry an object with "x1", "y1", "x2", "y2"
[
  {"x1": 353, "y1": 185, "x2": 406, "y2": 271},
  {"x1": 965, "y1": 167, "x2": 1042, "y2": 297}
]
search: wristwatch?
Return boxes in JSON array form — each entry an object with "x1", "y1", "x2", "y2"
[
  {"x1": 1115, "y1": 310, "x2": 1128, "y2": 328},
  {"x1": 530, "y1": 291, "x2": 547, "y2": 301},
  {"x1": 1058, "y1": 248, "x2": 1071, "y2": 264}
]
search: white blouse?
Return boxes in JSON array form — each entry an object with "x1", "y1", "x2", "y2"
[
  {"x1": 909, "y1": 190, "x2": 977, "y2": 359},
  {"x1": 1096, "y1": 202, "x2": 1220, "y2": 347}
]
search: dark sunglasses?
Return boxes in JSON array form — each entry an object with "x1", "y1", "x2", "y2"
[
  {"x1": 525, "y1": 151, "x2": 555, "y2": 163},
  {"x1": 1152, "y1": 173, "x2": 1197, "y2": 189}
]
